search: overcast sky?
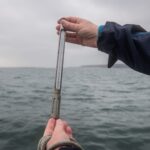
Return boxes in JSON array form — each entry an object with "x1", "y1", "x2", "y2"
[{"x1": 0, "y1": 0, "x2": 150, "y2": 67}]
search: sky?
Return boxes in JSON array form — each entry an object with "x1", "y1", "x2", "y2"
[{"x1": 0, "y1": 0, "x2": 150, "y2": 68}]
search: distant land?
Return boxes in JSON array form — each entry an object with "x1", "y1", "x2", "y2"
[
  {"x1": 0, "y1": 64, "x2": 128, "y2": 69},
  {"x1": 81, "y1": 63, "x2": 128, "y2": 68}
]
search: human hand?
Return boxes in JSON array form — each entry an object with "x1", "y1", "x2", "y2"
[
  {"x1": 56, "y1": 16, "x2": 98, "y2": 48},
  {"x1": 44, "y1": 118, "x2": 73, "y2": 150}
]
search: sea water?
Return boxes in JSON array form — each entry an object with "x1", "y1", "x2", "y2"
[{"x1": 0, "y1": 67, "x2": 150, "y2": 150}]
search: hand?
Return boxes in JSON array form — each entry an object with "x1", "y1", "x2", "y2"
[
  {"x1": 56, "y1": 16, "x2": 98, "y2": 48},
  {"x1": 44, "y1": 118, "x2": 73, "y2": 150}
]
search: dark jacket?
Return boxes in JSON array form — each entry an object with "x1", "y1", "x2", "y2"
[{"x1": 97, "y1": 22, "x2": 150, "y2": 75}]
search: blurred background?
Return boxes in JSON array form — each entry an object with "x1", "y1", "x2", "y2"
[{"x1": 0, "y1": 1, "x2": 150, "y2": 150}]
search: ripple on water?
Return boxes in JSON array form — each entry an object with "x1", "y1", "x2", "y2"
[{"x1": 0, "y1": 68, "x2": 150, "y2": 150}]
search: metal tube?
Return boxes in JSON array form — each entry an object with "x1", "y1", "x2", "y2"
[{"x1": 51, "y1": 25, "x2": 65, "y2": 119}]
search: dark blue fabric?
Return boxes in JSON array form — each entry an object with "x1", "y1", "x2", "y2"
[{"x1": 97, "y1": 22, "x2": 150, "y2": 75}]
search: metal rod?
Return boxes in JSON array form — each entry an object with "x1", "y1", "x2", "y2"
[{"x1": 51, "y1": 25, "x2": 66, "y2": 119}]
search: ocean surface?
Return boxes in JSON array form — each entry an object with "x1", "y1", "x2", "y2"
[{"x1": 0, "y1": 67, "x2": 150, "y2": 150}]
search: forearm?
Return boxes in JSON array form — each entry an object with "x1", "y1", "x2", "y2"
[{"x1": 97, "y1": 22, "x2": 150, "y2": 75}]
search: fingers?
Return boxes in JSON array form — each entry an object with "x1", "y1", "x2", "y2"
[
  {"x1": 55, "y1": 28, "x2": 82, "y2": 45},
  {"x1": 66, "y1": 126, "x2": 73, "y2": 137},
  {"x1": 54, "y1": 119, "x2": 73, "y2": 136},
  {"x1": 58, "y1": 16, "x2": 80, "y2": 24},
  {"x1": 46, "y1": 119, "x2": 74, "y2": 149},
  {"x1": 57, "y1": 19, "x2": 80, "y2": 32},
  {"x1": 65, "y1": 32, "x2": 82, "y2": 45},
  {"x1": 55, "y1": 119, "x2": 68, "y2": 131},
  {"x1": 43, "y1": 118, "x2": 56, "y2": 136},
  {"x1": 66, "y1": 37, "x2": 82, "y2": 45},
  {"x1": 66, "y1": 32, "x2": 77, "y2": 38},
  {"x1": 43, "y1": 118, "x2": 73, "y2": 137}
]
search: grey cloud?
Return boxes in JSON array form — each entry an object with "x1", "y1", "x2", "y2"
[{"x1": 0, "y1": 0, "x2": 149, "y2": 67}]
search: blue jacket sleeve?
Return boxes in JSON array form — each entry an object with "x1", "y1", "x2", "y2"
[{"x1": 97, "y1": 22, "x2": 150, "y2": 75}]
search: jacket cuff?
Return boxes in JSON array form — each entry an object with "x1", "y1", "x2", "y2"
[
  {"x1": 98, "y1": 25, "x2": 104, "y2": 33},
  {"x1": 97, "y1": 23, "x2": 117, "y2": 68},
  {"x1": 108, "y1": 51, "x2": 117, "y2": 68}
]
